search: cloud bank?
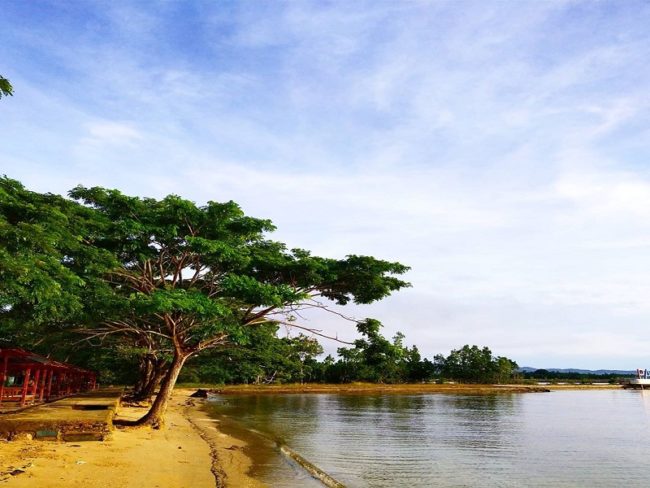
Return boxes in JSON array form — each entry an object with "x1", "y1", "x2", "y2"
[{"x1": 2, "y1": 1, "x2": 650, "y2": 368}]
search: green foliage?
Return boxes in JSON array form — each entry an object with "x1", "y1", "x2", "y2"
[
  {"x1": 434, "y1": 345, "x2": 518, "y2": 383},
  {"x1": 180, "y1": 323, "x2": 309, "y2": 384},
  {"x1": 522, "y1": 369, "x2": 633, "y2": 382},
  {"x1": 323, "y1": 320, "x2": 425, "y2": 383},
  {"x1": 176, "y1": 328, "x2": 518, "y2": 387},
  {"x1": 404, "y1": 345, "x2": 437, "y2": 382},
  {"x1": 284, "y1": 333, "x2": 324, "y2": 383},
  {"x1": 0, "y1": 177, "x2": 115, "y2": 345},
  {"x1": 133, "y1": 289, "x2": 232, "y2": 318},
  {"x1": 66, "y1": 185, "x2": 409, "y2": 361},
  {"x1": 0, "y1": 76, "x2": 12, "y2": 99},
  {"x1": 221, "y1": 274, "x2": 306, "y2": 306}
]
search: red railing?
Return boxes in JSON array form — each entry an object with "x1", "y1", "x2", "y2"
[{"x1": 0, "y1": 348, "x2": 97, "y2": 407}]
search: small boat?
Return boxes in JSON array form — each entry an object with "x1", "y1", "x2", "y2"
[{"x1": 623, "y1": 369, "x2": 650, "y2": 389}]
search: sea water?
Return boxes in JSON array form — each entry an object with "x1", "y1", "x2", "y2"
[{"x1": 204, "y1": 390, "x2": 650, "y2": 487}]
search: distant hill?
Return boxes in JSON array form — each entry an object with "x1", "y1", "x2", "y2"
[{"x1": 519, "y1": 367, "x2": 635, "y2": 375}]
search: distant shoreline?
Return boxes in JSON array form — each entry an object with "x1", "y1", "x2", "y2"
[
  {"x1": 543, "y1": 384, "x2": 622, "y2": 390},
  {"x1": 197, "y1": 382, "x2": 566, "y2": 395},
  {"x1": 202, "y1": 382, "x2": 623, "y2": 395}
]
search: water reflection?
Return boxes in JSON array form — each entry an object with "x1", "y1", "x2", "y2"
[
  {"x1": 434, "y1": 396, "x2": 515, "y2": 453},
  {"x1": 206, "y1": 391, "x2": 650, "y2": 487},
  {"x1": 640, "y1": 389, "x2": 650, "y2": 414}
]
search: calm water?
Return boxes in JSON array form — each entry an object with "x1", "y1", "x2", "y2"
[{"x1": 205, "y1": 390, "x2": 650, "y2": 487}]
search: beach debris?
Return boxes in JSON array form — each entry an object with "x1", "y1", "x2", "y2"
[
  {"x1": 0, "y1": 462, "x2": 33, "y2": 481},
  {"x1": 75, "y1": 460, "x2": 86, "y2": 465},
  {"x1": 11, "y1": 432, "x2": 33, "y2": 441},
  {"x1": 279, "y1": 445, "x2": 346, "y2": 488},
  {"x1": 4, "y1": 468, "x2": 25, "y2": 477}
]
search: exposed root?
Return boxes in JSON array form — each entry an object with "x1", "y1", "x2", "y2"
[
  {"x1": 112, "y1": 418, "x2": 140, "y2": 427},
  {"x1": 112, "y1": 416, "x2": 164, "y2": 430},
  {"x1": 119, "y1": 399, "x2": 152, "y2": 408}
]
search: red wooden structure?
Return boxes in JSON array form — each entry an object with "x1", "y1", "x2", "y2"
[{"x1": 0, "y1": 348, "x2": 97, "y2": 408}]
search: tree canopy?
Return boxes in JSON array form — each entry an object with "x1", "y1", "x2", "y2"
[{"x1": 64, "y1": 184, "x2": 410, "y2": 425}]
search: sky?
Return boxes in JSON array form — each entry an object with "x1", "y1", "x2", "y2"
[{"x1": 2, "y1": 0, "x2": 650, "y2": 369}]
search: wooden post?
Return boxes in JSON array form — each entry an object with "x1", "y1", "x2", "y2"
[
  {"x1": 52, "y1": 372, "x2": 60, "y2": 398},
  {"x1": 39, "y1": 369, "x2": 49, "y2": 401},
  {"x1": 46, "y1": 369, "x2": 54, "y2": 401},
  {"x1": 0, "y1": 354, "x2": 9, "y2": 406},
  {"x1": 31, "y1": 368, "x2": 41, "y2": 402},
  {"x1": 20, "y1": 368, "x2": 31, "y2": 407}
]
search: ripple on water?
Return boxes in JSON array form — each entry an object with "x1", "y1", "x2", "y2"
[{"x1": 205, "y1": 390, "x2": 650, "y2": 488}]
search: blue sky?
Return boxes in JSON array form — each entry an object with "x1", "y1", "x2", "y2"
[{"x1": 2, "y1": 1, "x2": 650, "y2": 368}]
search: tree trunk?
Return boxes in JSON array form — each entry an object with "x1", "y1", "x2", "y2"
[
  {"x1": 133, "y1": 359, "x2": 168, "y2": 402},
  {"x1": 133, "y1": 356, "x2": 154, "y2": 398},
  {"x1": 141, "y1": 360, "x2": 168, "y2": 398},
  {"x1": 136, "y1": 351, "x2": 188, "y2": 428}
]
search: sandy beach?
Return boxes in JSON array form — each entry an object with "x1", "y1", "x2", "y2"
[
  {"x1": 0, "y1": 390, "x2": 262, "y2": 488},
  {"x1": 0, "y1": 383, "x2": 623, "y2": 488}
]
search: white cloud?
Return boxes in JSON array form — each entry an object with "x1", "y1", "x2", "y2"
[
  {"x1": 84, "y1": 121, "x2": 143, "y2": 146},
  {"x1": 2, "y1": 1, "x2": 650, "y2": 368},
  {"x1": 554, "y1": 171, "x2": 650, "y2": 218}
]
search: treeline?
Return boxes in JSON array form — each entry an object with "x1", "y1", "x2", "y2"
[
  {"x1": 178, "y1": 320, "x2": 520, "y2": 385},
  {"x1": 521, "y1": 369, "x2": 633, "y2": 383}
]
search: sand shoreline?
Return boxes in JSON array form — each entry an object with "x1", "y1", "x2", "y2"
[
  {"x1": 182, "y1": 395, "x2": 266, "y2": 488},
  {"x1": 0, "y1": 390, "x2": 261, "y2": 488},
  {"x1": 0, "y1": 383, "x2": 623, "y2": 487}
]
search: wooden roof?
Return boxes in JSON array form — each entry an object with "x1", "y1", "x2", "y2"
[{"x1": 0, "y1": 348, "x2": 95, "y2": 375}]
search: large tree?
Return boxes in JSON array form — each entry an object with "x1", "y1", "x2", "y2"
[{"x1": 70, "y1": 186, "x2": 410, "y2": 427}]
